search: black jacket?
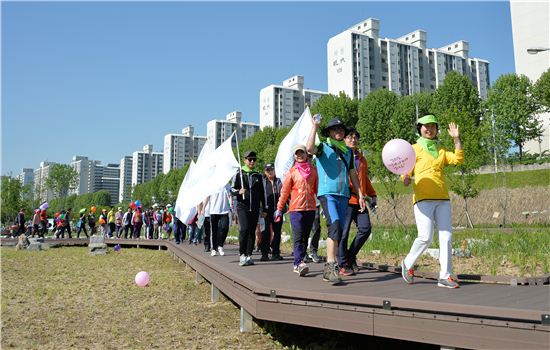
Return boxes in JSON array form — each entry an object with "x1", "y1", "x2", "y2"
[
  {"x1": 231, "y1": 170, "x2": 266, "y2": 212},
  {"x1": 263, "y1": 176, "x2": 282, "y2": 213}
]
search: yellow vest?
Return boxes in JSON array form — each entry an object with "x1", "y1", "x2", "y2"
[{"x1": 409, "y1": 144, "x2": 464, "y2": 204}]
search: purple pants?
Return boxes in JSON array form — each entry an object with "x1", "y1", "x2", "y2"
[{"x1": 289, "y1": 210, "x2": 316, "y2": 266}]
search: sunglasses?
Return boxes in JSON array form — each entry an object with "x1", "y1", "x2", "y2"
[{"x1": 246, "y1": 158, "x2": 257, "y2": 162}]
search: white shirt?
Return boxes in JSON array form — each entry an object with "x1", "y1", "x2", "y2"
[{"x1": 209, "y1": 185, "x2": 231, "y2": 215}]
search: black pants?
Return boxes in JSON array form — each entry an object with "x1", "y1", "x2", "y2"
[
  {"x1": 338, "y1": 204, "x2": 372, "y2": 266},
  {"x1": 174, "y1": 220, "x2": 186, "y2": 243},
  {"x1": 260, "y1": 212, "x2": 283, "y2": 256},
  {"x1": 109, "y1": 223, "x2": 116, "y2": 237},
  {"x1": 237, "y1": 208, "x2": 259, "y2": 256},
  {"x1": 123, "y1": 224, "x2": 133, "y2": 239},
  {"x1": 309, "y1": 207, "x2": 321, "y2": 252},
  {"x1": 202, "y1": 217, "x2": 211, "y2": 250},
  {"x1": 210, "y1": 214, "x2": 229, "y2": 250},
  {"x1": 77, "y1": 224, "x2": 88, "y2": 238}
]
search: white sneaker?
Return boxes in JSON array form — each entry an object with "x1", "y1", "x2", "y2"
[
  {"x1": 239, "y1": 255, "x2": 247, "y2": 266},
  {"x1": 245, "y1": 256, "x2": 254, "y2": 266},
  {"x1": 211, "y1": 249, "x2": 217, "y2": 257},
  {"x1": 218, "y1": 246, "x2": 225, "y2": 256}
]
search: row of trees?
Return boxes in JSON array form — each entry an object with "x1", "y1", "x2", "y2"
[{"x1": 2, "y1": 70, "x2": 548, "y2": 227}]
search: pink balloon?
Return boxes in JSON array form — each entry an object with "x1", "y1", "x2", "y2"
[
  {"x1": 135, "y1": 271, "x2": 150, "y2": 287},
  {"x1": 382, "y1": 139, "x2": 416, "y2": 175}
]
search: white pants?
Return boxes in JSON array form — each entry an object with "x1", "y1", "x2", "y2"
[{"x1": 404, "y1": 200, "x2": 453, "y2": 280}]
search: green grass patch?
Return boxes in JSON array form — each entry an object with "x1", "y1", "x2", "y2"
[{"x1": 371, "y1": 169, "x2": 550, "y2": 196}]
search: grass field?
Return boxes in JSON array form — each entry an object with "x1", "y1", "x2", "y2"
[
  {"x1": 1, "y1": 247, "x2": 439, "y2": 350},
  {"x1": 1, "y1": 247, "x2": 283, "y2": 349}
]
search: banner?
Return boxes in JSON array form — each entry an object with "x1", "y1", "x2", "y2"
[
  {"x1": 274, "y1": 106, "x2": 319, "y2": 181},
  {"x1": 174, "y1": 160, "x2": 196, "y2": 223},
  {"x1": 179, "y1": 132, "x2": 240, "y2": 211}
]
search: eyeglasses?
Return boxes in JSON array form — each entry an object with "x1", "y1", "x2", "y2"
[{"x1": 246, "y1": 158, "x2": 257, "y2": 162}]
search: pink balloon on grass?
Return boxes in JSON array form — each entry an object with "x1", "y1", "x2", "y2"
[
  {"x1": 135, "y1": 271, "x2": 150, "y2": 287},
  {"x1": 382, "y1": 139, "x2": 416, "y2": 175}
]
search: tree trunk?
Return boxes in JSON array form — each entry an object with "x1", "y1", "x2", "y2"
[{"x1": 464, "y1": 197, "x2": 474, "y2": 228}]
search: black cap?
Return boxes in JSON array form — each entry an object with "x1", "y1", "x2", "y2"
[
  {"x1": 264, "y1": 163, "x2": 274, "y2": 170},
  {"x1": 322, "y1": 118, "x2": 348, "y2": 136},
  {"x1": 243, "y1": 150, "x2": 257, "y2": 158}
]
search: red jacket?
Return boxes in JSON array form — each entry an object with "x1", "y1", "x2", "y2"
[
  {"x1": 349, "y1": 151, "x2": 376, "y2": 205},
  {"x1": 277, "y1": 165, "x2": 318, "y2": 212}
]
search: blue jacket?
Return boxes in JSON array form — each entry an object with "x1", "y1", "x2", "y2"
[{"x1": 315, "y1": 142, "x2": 354, "y2": 198}]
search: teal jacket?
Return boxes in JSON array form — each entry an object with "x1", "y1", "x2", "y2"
[{"x1": 315, "y1": 142, "x2": 354, "y2": 198}]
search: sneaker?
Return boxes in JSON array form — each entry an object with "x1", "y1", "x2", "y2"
[
  {"x1": 308, "y1": 251, "x2": 321, "y2": 263},
  {"x1": 323, "y1": 262, "x2": 342, "y2": 285},
  {"x1": 437, "y1": 277, "x2": 460, "y2": 289},
  {"x1": 260, "y1": 255, "x2": 270, "y2": 262},
  {"x1": 239, "y1": 255, "x2": 247, "y2": 266},
  {"x1": 401, "y1": 260, "x2": 414, "y2": 284},
  {"x1": 339, "y1": 266, "x2": 355, "y2": 276},
  {"x1": 217, "y1": 246, "x2": 225, "y2": 256},
  {"x1": 211, "y1": 250, "x2": 217, "y2": 257},
  {"x1": 297, "y1": 262, "x2": 309, "y2": 277},
  {"x1": 270, "y1": 254, "x2": 283, "y2": 261},
  {"x1": 293, "y1": 266, "x2": 300, "y2": 274},
  {"x1": 245, "y1": 256, "x2": 254, "y2": 266},
  {"x1": 351, "y1": 261, "x2": 360, "y2": 273}
]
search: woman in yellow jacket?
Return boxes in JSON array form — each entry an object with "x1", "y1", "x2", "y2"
[{"x1": 401, "y1": 115, "x2": 463, "y2": 289}]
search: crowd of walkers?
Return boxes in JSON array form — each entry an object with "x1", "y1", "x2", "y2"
[
  {"x1": 9, "y1": 114, "x2": 462, "y2": 289},
  {"x1": 11, "y1": 204, "x2": 180, "y2": 241}
]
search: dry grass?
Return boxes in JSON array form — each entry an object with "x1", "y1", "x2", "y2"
[
  {"x1": 1, "y1": 247, "x2": 283, "y2": 350},
  {"x1": 372, "y1": 186, "x2": 550, "y2": 226}
]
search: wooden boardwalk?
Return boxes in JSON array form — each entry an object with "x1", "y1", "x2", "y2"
[{"x1": 3, "y1": 237, "x2": 549, "y2": 349}]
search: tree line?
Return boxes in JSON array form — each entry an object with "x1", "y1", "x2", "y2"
[{"x1": 2, "y1": 70, "x2": 548, "y2": 227}]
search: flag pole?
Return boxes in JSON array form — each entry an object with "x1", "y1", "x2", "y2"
[{"x1": 233, "y1": 131, "x2": 245, "y2": 199}]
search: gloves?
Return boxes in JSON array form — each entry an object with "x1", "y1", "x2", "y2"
[{"x1": 274, "y1": 210, "x2": 283, "y2": 222}]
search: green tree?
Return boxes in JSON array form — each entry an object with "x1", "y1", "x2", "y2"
[
  {"x1": 43, "y1": 164, "x2": 78, "y2": 202},
  {"x1": 487, "y1": 73, "x2": 543, "y2": 159},
  {"x1": 532, "y1": 68, "x2": 550, "y2": 111},
  {"x1": 310, "y1": 91, "x2": 359, "y2": 131},
  {"x1": 1, "y1": 176, "x2": 26, "y2": 224},
  {"x1": 432, "y1": 71, "x2": 484, "y2": 228},
  {"x1": 391, "y1": 92, "x2": 434, "y2": 143},
  {"x1": 357, "y1": 89, "x2": 398, "y2": 151},
  {"x1": 356, "y1": 89, "x2": 406, "y2": 224}
]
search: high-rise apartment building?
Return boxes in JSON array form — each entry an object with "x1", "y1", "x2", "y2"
[
  {"x1": 70, "y1": 155, "x2": 120, "y2": 205},
  {"x1": 327, "y1": 18, "x2": 490, "y2": 100},
  {"x1": 131, "y1": 145, "x2": 163, "y2": 188},
  {"x1": 33, "y1": 161, "x2": 56, "y2": 203},
  {"x1": 207, "y1": 111, "x2": 260, "y2": 149},
  {"x1": 100, "y1": 163, "x2": 120, "y2": 205},
  {"x1": 510, "y1": 0, "x2": 550, "y2": 154},
  {"x1": 260, "y1": 75, "x2": 327, "y2": 129},
  {"x1": 119, "y1": 156, "x2": 133, "y2": 203},
  {"x1": 18, "y1": 168, "x2": 34, "y2": 188},
  {"x1": 163, "y1": 125, "x2": 206, "y2": 174}
]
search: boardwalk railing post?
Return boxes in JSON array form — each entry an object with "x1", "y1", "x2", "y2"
[
  {"x1": 211, "y1": 284, "x2": 220, "y2": 302},
  {"x1": 240, "y1": 307, "x2": 253, "y2": 333},
  {"x1": 195, "y1": 271, "x2": 205, "y2": 284}
]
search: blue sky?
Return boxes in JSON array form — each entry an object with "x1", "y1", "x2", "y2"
[{"x1": 1, "y1": 1, "x2": 515, "y2": 176}]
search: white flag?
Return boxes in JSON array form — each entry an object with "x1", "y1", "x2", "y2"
[
  {"x1": 175, "y1": 160, "x2": 197, "y2": 223},
  {"x1": 274, "y1": 106, "x2": 319, "y2": 181},
  {"x1": 180, "y1": 132, "x2": 240, "y2": 211}
]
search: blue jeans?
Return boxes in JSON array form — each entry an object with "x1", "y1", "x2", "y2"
[
  {"x1": 188, "y1": 225, "x2": 199, "y2": 243},
  {"x1": 338, "y1": 204, "x2": 372, "y2": 266}
]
